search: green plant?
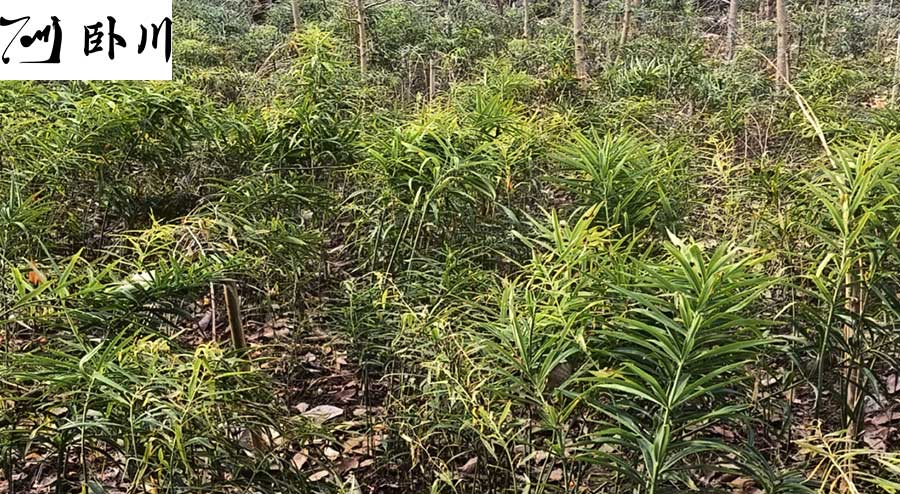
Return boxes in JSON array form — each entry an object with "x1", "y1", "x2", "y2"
[
  {"x1": 799, "y1": 136, "x2": 900, "y2": 435},
  {"x1": 553, "y1": 130, "x2": 683, "y2": 232},
  {"x1": 580, "y1": 236, "x2": 778, "y2": 492}
]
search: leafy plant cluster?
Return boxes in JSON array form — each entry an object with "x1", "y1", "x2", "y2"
[{"x1": 2, "y1": 0, "x2": 900, "y2": 492}]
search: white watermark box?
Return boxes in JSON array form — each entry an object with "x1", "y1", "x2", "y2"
[{"x1": 0, "y1": 0, "x2": 172, "y2": 80}]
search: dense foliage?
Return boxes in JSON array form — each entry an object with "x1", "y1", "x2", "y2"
[{"x1": 2, "y1": 0, "x2": 900, "y2": 492}]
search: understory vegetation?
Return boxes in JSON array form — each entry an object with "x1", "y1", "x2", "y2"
[{"x1": 2, "y1": 0, "x2": 900, "y2": 492}]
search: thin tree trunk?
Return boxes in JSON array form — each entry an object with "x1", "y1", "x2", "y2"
[
  {"x1": 842, "y1": 262, "x2": 865, "y2": 482},
  {"x1": 775, "y1": 0, "x2": 790, "y2": 88},
  {"x1": 759, "y1": 0, "x2": 772, "y2": 20},
  {"x1": 354, "y1": 0, "x2": 367, "y2": 74},
  {"x1": 892, "y1": 30, "x2": 900, "y2": 104},
  {"x1": 252, "y1": 0, "x2": 272, "y2": 23},
  {"x1": 843, "y1": 270, "x2": 859, "y2": 435},
  {"x1": 573, "y1": 0, "x2": 587, "y2": 80},
  {"x1": 632, "y1": 0, "x2": 641, "y2": 34},
  {"x1": 290, "y1": 0, "x2": 302, "y2": 31},
  {"x1": 224, "y1": 282, "x2": 247, "y2": 353},
  {"x1": 428, "y1": 57, "x2": 436, "y2": 101},
  {"x1": 620, "y1": 0, "x2": 632, "y2": 46},
  {"x1": 725, "y1": 0, "x2": 739, "y2": 60},
  {"x1": 523, "y1": 0, "x2": 530, "y2": 39},
  {"x1": 224, "y1": 281, "x2": 267, "y2": 450}
]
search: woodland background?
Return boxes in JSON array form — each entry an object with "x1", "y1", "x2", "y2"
[{"x1": 2, "y1": 0, "x2": 900, "y2": 492}]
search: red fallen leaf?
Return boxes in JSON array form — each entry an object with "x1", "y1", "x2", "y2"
[
  {"x1": 26, "y1": 260, "x2": 47, "y2": 286},
  {"x1": 27, "y1": 271, "x2": 42, "y2": 285}
]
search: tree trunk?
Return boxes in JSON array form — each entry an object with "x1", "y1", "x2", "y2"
[
  {"x1": 620, "y1": 0, "x2": 632, "y2": 46},
  {"x1": 523, "y1": 0, "x2": 530, "y2": 39},
  {"x1": 892, "y1": 30, "x2": 900, "y2": 104},
  {"x1": 759, "y1": 0, "x2": 772, "y2": 20},
  {"x1": 573, "y1": 0, "x2": 587, "y2": 80},
  {"x1": 842, "y1": 261, "x2": 865, "y2": 481},
  {"x1": 352, "y1": 0, "x2": 367, "y2": 74},
  {"x1": 291, "y1": 0, "x2": 302, "y2": 31},
  {"x1": 631, "y1": 0, "x2": 641, "y2": 35},
  {"x1": 251, "y1": 0, "x2": 272, "y2": 23},
  {"x1": 428, "y1": 57, "x2": 436, "y2": 101},
  {"x1": 775, "y1": 0, "x2": 789, "y2": 88},
  {"x1": 725, "y1": 0, "x2": 738, "y2": 60},
  {"x1": 224, "y1": 282, "x2": 247, "y2": 353},
  {"x1": 224, "y1": 281, "x2": 266, "y2": 450}
]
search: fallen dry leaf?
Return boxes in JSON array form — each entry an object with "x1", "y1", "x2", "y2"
[
  {"x1": 459, "y1": 456, "x2": 478, "y2": 474},
  {"x1": 712, "y1": 425, "x2": 736, "y2": 440},
  {"x1": 342, "y1": 435, "x2": 366, "y2": 453},
  {"x1": 887, "y1": 374, "x2": 899, "y2": 394},
  {"x1": 302, "y1": 405, "x2": 344, "y2": 423},
  {"x1": 871, "y1": 410, "x2": 899, "y2": 426},
  {"x1": 863, "y1": 425, "x2": 890, "y2": 450},
  {"x1": 324, "y1": 446, "x2": 340, "y2": 461},
  {"x1": 309, "y1": 470, "x2": 329, "y2": 481},
  {"x1": 728, "y1": 476, "x2": 760, "y2": 494},
  {"x1": 336, "y1": 457, "x2": 359, "y2": 473},
  {"x1": 197, "y1": 311, "x2": 212, "y2": 330},
  {"x1": 333, "y1": 387, "x2": 357, "y2": 402},
  {"x1": 291, "y1": 451, "x2": 308, "y2": 469}
]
